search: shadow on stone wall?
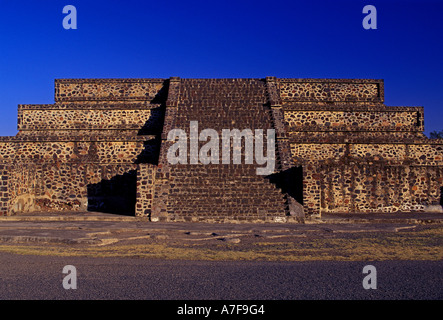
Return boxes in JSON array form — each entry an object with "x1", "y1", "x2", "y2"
[
  {"x1": 86, "y1": 81, "x2": 168, "y2": 216},
  {"x1": 135, "y1": 137, "x2": 161, "y2": 165},
  {"x1": 86, "y1": 93, "x2": 166, "y2": 216},
  {"x1": 441, "y1": 187, "x2": 443, "y2": 206},
  {"x1": 136, "y1": 104, "x2": 165, "y2": 166},
  {"x1": 87, "y1": 170, "x2": 137, "y2": 216},
  {"x1": 266, "y1": 166, "x2": 304, "y2": 205},
  {"x1": 138, "y1": 106, "x2": 165, "y2": 136}
]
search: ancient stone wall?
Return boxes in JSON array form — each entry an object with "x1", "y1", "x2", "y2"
[
  {"x1": 284, "y1": 109, "x2": 422, "y2": 132},
  {"x1": 0, "y1": 78, "x2": 165, "y2": 216},
  {"x1": 0, "y1": 77, "x2": 441, "y2": 220},
  {"x1": 0, "y1": 136, "x2": 148, "y2": 215},
  {"x1": 276, "y1": 78, "x2": 443, "y2": 217},
  {"x1": 278, "y1": 79, "x2": 383, "y2": 102},
  {"x1": 135, "y1": 163, "x2": 157, "y2": 217},
  {"x1": 18, "y1": 105, "x2": 153, "y2": 131},
  {"x1": 54, "y1": 78, "x2": 165, "y2": 102}
]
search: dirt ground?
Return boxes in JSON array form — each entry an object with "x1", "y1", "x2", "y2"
[{"x1": 0, "y1": 212, "x2": 442, "y2": 261}]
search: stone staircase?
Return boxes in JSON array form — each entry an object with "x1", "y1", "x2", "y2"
[{"x1": 160, "y1": 78, "x2": 288, "y2": 221}]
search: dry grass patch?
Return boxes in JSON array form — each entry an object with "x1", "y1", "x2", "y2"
[{"x1": 0, "y1": 226, "x2": 441, "y2": 261}]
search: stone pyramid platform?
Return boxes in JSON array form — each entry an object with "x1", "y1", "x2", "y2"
[{"x1": 0, "y1": 77, "x2": 441, "y2": 222}]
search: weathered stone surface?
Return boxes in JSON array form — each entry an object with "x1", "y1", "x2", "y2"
[{"x1": 0, "y1": 77, "x2": 441, "y2": 221}]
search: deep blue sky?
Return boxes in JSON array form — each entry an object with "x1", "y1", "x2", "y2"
[{"x1": 0, "y1": 0, "x2": 442, "y2": 136}]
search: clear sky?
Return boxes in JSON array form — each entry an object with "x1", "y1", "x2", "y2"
[{"x1": 0, "y1": 0, "x2": 442, "y2": 136}]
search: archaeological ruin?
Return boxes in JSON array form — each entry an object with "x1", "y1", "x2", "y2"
[{"x1": 0, "y1": 77, "x2": 442, "y2": 222}]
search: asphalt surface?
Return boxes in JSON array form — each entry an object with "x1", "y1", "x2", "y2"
[{"x1": 0, "y1": 252, "x2": 442, "y2": 300}]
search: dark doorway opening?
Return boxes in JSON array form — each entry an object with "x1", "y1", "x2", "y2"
[
  {"x1": 440, "y1": 187, "x2": 443, "y2": 206},
  {"x1": 266, "y1": 166, "x2": 304, "y2": 205},
  {"x1": 87, "y1": 170, "x2": 137, "y2": 216}
]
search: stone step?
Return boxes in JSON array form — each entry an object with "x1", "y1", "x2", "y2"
[{"x1": 155, "y1": 78, "x2": 287, "y2": 220}]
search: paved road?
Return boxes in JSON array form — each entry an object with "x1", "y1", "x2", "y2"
[{"x1": 0, "y1": 252, "x2": 441, "y2": 301}]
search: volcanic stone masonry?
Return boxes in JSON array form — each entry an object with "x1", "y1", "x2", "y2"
[{"x1": 0, "y1": 77, "x2": 442, "y2": 222}]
